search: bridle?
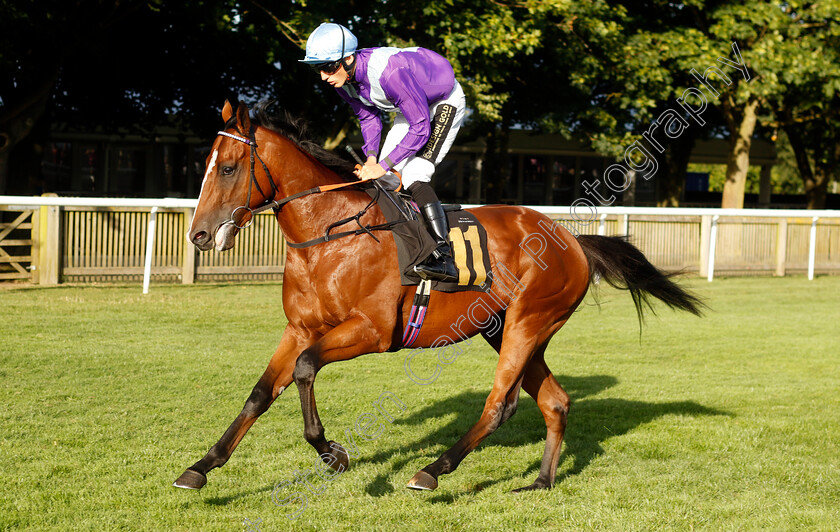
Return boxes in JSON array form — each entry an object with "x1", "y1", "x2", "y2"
[
  {"x1": 216, "y1": 127, "x2": 279, "y2": 230},
  {"x1": 217, "y1": 125, "x2": 363, "y2": 230},
  {"x1": 214, "y1": 126, "x2": 404, "y2": 248}
]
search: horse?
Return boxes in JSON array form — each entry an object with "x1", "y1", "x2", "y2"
[{"x1": 174, "y1": 100, "x2": 704, "y2": 493}]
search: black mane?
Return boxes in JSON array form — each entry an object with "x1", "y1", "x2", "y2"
[{"x1": 231, "y1": 100, "x2": 357, "y2": 179}]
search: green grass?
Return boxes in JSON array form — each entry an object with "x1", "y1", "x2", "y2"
[{"x1": 1, "y1": 276, "x2": 838, "y2": 531}]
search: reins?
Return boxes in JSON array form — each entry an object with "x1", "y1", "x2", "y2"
[
  {"x1": 217, "y1": 127, "x2": 405, "y2": 248},
  {"x1": 285, "y1": 186, "x2": 403, "y2": 248}
]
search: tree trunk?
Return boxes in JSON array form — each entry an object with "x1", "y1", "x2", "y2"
[
  {"x1": 656, "y1": 128, "x2": 697, "y2": 207},
  {"x1": 0, "y1": 113, "x2": 43, "y2": 196},
  {"x1": 0, "y1": 135, "x2": 9, "y2": 194},
  {"x1": 721, "y1": 99, "x2": 759, "y2": 209},
  {"x1": 481, "y1": 126, "x2": 501, "y2": 203},
  {"x1": 498, "y1": 118, "x2": 511, "y2": 200},
  {"x1": 783, "y1": 122, "x2": 834, "y2": 210},
  {"x1": 806, "y1": 170, "x2": 829, "y2": 209},
  {"x1": 0, "y1": 70, "x2": 58, "y2": 195},
  {"x1": 481, "y1": 103, "x2": 514, "y2": 204}
]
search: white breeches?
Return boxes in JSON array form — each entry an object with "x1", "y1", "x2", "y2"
[{"x1": 379, "y1": 80, "x2": 466, "y2": 189}]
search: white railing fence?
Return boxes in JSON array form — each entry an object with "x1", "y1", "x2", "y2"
[{"x1": 2, "y1": 195, "x2": 839, "y2": 292}]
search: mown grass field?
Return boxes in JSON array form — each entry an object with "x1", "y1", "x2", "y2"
[{"x1": 1, "y1": 276, "x2": 838, "y2": 531}]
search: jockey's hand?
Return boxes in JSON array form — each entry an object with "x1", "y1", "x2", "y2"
[{"x1": 355, "y1": 158, "x2": 387, "y2": 181}]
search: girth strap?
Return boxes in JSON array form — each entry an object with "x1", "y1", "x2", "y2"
[{"x1": 402, "y1": 279, "x2": 432, "y2": 347}]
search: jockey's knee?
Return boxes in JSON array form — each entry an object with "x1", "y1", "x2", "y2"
[{"x1": 400, "y1": 158, "x2": 435, "y2": 189}]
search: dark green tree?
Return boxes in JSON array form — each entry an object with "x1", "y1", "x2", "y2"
[
  {"x1": 764, "y1": 2, "x2": 840, "y2": 209},
  {"x1": 0, "y1": 0, "x2": 329, "y2": 194}
]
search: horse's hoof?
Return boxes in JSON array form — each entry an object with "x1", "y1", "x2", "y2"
[
  {"x1": 407, "y1": 470, "x2": 438, "y2": 491},
  {"x1": 512, "y1": 480, "x2": 551, "y2": 493},
  {"x1": 326, "y1": 441, "x2": 350, "y2": 472},
  {"x1": 173, "y1": 469, "x2": 207, "y2": 490}
]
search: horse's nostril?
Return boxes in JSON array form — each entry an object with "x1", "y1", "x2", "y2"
[{"x1": 193, "y1": 231, "x2": 207, "y2": 242}]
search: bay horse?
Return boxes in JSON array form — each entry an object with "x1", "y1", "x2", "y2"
[{"x1": 175, "y1": 100, "x2": 703, "y2": 492}]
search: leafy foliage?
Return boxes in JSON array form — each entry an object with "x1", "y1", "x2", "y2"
[{"x1": 1, "y1": 0, "x2": 838, "y2": 206}]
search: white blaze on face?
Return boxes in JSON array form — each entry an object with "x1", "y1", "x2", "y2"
[
  {"x1": 214, "y1": 221, "x2": 238, "y2": 251},
  {"x1": 187, "y1": 148, "x2": 219, "y2": 239},
  {"x1": 198, "y1": 148, "x2": 218, "y2": 204}
]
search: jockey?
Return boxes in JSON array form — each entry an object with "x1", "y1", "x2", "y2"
[{"x1": 300, "y1": 22, "x2": 465, "y2": 283}]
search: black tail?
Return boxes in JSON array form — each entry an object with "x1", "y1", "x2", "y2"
[{"x1": 577, "y1": 235, "x2": 705, "y2": 323}]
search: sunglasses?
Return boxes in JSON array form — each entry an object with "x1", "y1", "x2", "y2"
[{"x1": 313, "y1": 60, "x2": 343, "y2": 75}]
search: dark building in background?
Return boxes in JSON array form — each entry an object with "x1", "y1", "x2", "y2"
[
  {"x1": 9, "y1": 124, "x2": 785, "y2": 207},
  {"x1": 30, "y1": 126, "x2": 208, "y2": 198}
]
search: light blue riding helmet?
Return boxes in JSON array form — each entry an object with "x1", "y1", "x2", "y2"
[{"x1": 299, "y1": 23, "x2": 358, "y2": 64}]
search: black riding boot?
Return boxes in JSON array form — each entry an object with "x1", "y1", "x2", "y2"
[{"x1": 414, "y1": 201, "x2": 459, "y2": 282}]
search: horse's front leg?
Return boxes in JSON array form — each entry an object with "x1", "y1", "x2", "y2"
[
  {"x1": 293, "y1": 316, "x2": 386, "y2": 471},
  {"x1": 173, "y1": 332, "x2": 304, "y2": 489}
]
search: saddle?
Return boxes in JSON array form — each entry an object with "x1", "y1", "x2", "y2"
[{"x1": 363, "y1": 182, "x2": 492, "y2": 294}]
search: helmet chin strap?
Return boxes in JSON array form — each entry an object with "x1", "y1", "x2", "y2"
[
  {"x1": 341, "y1": 55, "x2": 356, "y2": 82},
  {"x1": 334, "y1": 23, "x2": 354, "y2": 82}
]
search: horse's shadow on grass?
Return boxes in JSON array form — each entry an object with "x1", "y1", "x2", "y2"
[
  {"x1": 205, "y1": 374, "x2": 728, "y2": 506},
  {"x1": 354, "y1": 374, "x2": 729, "y2": 499}
]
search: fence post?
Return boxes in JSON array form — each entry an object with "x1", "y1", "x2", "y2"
[
  {"x1": 808, "y1": 216, "x2": 819, "y2": 280},
  {"x1": 143, "y1": 207, "x2": 158, "y2": 294},
  {"x1": 182, "y1": 208, "x2": 196, "y2": 284},
  {"x1": 30, "y1": 207, "x2": 40, "y2": 284},
  {"x1": 699, "y1": 215, "x2": 711, "y2": 278},
  {"x1": 597, "y1": 213, "x2": 607, "y2": 235},
  {"x1": 39, "y1": 193, "x2": 61, "y2": 285},
  {"x1": 707, "y1": 215, "x2": 719, "y2": 282},
  {"x1": 775, "y1": 218, "x2": 787, "y2": 277}
]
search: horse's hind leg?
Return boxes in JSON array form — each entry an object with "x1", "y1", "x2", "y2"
[
  {"x1": 406, "y1": 326, "x2": 539, "y2": 491},
  {"x1": 513, "y1": 351, "x2": 570, "y2": 492},
  {"x1": 480, "y1": 331, "x2": 571, "y2": 492}
]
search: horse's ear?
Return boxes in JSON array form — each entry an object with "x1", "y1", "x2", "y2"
[
  {"x1": 236, "y1": 101, "x2": 251, "y2": 132},
  {"x1": 222, "y1": 100, "x2": 233, "y2": 124}
]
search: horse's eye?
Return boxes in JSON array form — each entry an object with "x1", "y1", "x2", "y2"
[{"x1": 222, "y1": 166, "x2": 235, "y2": 176}]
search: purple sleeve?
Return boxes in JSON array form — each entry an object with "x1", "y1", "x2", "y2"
[
  {"x1": 377, "y1": 68, "x2": 433, "y2": 171},
  {"x1": 337, "y1": 88, "x2": 383, "y2": 159}
]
